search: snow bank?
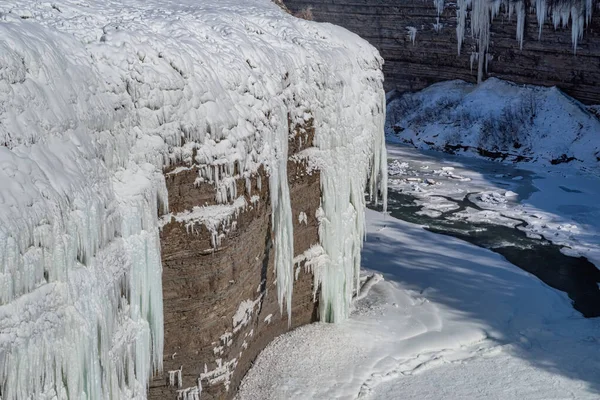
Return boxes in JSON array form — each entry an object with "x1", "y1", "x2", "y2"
[
  {"x1": 237, "y1": 209, "x2": 600, "y2": 400},
  {"x1": 386, "y1": 78, "x2": 600, "y2": 171},
  {"x1": 0, "y1": 0, "x2": 386, "y2": 398}
]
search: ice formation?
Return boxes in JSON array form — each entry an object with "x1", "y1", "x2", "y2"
[
  {"x1": 298, "y1": 211, "x2": 308, "y2": 225},
  {"x1": 200, "y1": 358, "x2": 238, "y2": 393},
  {"x1": 160, "y1": 196, "x2": 248, "y2": 249},
  {"x1": 168, "y1": 368, "x2": 183, "y2": 388},
  {"x1": 293, "y1": 244, "x2": 329, "y2": 299},
  {"x1": 0, "y1": 0, "x2": 386, "y2": 397},
  {"x1": 406, "y1": 27, "x2": 418, "y2": 44},
  {"x1": 176, "y1": 386, "x2": 200, "y2": 400},
  {"x1": 232, "y1": 297, "x2": 263, "y2": 334},
  {"x1": 452, "y1": 0, "x2": 596, "y2": 80}
]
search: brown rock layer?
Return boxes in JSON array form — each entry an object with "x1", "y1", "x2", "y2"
[
  {"x1": 284, "y1": 0, "x2": 600, "y2": 104},
  {"x1": 148, "y1": 120, "x2": 321, "y2": 399}
]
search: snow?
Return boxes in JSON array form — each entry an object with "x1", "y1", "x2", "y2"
[
  {"x1": 387, "y1": 78, "x2": 600, "y2": 172},
  {"x1": 232, "y1": 299, "x2": 260, "y2": 334},
  {"x1": 160, "y1": 196, "x2": 248, "y2": 248},
  {"x1": 237, "y1": 208, "x2": 600, "y2": 399},
  {"x1": 477, "y1": 191, "x2": 510, "y2": 206},
  {"x1": 298, "y1": 211, "x2": 308, "y2": 225},
  {"x1": 384, "y1": 143, "x2": 600, "y2": 269},
  {"x1": 0, "y1": 0, "x2": 386, "y2": 398}
]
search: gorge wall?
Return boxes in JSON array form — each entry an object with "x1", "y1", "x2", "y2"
[
  {"x1": 148, "y1": 122, "x2": 322, "y2": 399},
  {"x1": 285, "y1": 0, "x2": 600, "y2": 104},
  {"x1": 0, "y1": 1, "x2": 386, "y2": 399}
]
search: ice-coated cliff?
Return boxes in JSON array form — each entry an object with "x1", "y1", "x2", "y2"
[{"x1": 0, "y1": 0, "x2": 386, "y2": 398}]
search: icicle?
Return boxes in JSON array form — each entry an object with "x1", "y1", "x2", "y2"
[
  {"x1": 267, "y1": 107, "x2": 294, "y2": 326},
  {"x1": 177, "y1": 386, "x2": 200, "y2": 400},
  {"x1": 585, "y1": 0, "x2": 593, "y2": 24},
  {"x1": 168, "y1": 367, "x2": 183, "y2": 388},
  {"x1": 456, "y1": 0, "x2": 468, "y2": 55},
  {"x1": 314, "y1": 85, "x2": 387, "y2": 323},
  {"x1": 571, "y1": 4, "x2": 585, "y2": 53},
  {"x1": 470, "y1": 52, "x2": 478, "y2": 72},
  {"x1": 434, "y1": 0, "x2": 445, "y2": 15},
  {"x1": 485, "y1": 52, "x2": 494, "y2": 72},
  {"x1": 406, "y1": 27, "x2": 418, "y2": 45},
  {"x1": 455, "y1": 0, "x2": 595, "y2": 75},
  {"x1": 433, "y1": 17, "x2": 444, "y2": 33},
  {"x1": 516, "y1": 0, "x2": 526, "y2": 49},
  {"x1": 536, "y1": 0, "x2": 547, "y2": 39}
]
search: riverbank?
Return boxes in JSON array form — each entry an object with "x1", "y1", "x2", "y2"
[
  {"x1": 237, "y1": 207, "x2": 600, "y2": 399},
  {"x1": 237, "y1": 141, "x2": 600, "y2": 399},
  {"x1": 386, "y1": 78, "x2": 600, "y2": 172}
]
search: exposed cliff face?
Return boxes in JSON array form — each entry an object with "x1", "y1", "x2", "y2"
[
  {"x1": 285, "y1": 0, "x2": 600, "y2": 104},
  {"x1": 149, "y1": 122, "x2": 321, "y2": 399}
]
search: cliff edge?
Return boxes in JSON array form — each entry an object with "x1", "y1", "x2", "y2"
[{"x1": 0, "y1": 1, "x2": 386, "y2": 399}]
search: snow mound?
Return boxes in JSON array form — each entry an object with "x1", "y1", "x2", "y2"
[
  {"x1": 388, "y1": 160, "x2": 410, "y2": 176},
  {"x1": 386, "y1": 78, "x2": 600, "y2": 170},
  {"x1": 0, "y1": 0, "x2": 386, "y2": 398},
  {"x1": 478, "y1": 191, "x2": 508, "y2": 206}
]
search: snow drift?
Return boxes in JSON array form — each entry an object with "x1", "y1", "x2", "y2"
[
  {"x1": 0, "y1": 0, "x2": 386, "y2": 398},
  {"x1": 386, "y1": 78, "x2": 600, "y2": 170}
]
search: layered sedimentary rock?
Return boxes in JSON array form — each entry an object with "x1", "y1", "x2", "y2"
[
  {"x1": 285, "y1": 0, "x2": 600, "y2": 104},
  {"x1": 148, "y1": 122, "x2": 322, "y2": 399}
]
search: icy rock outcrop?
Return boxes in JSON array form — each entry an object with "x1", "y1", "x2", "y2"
[{"x1": 0, "y1": 0, "x2": 386, "y2": 398}]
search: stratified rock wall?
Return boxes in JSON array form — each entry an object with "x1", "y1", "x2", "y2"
[
  {"x1": 149, "y1": 122, "x2": 321, "y2": 400},
  {"x1": 285, "y1": 0, "x2": 600, "y2": 104}
]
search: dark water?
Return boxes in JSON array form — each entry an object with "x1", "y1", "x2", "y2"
[{"x1": 370, "y1": 189, "x2": 600, "y2": 318}]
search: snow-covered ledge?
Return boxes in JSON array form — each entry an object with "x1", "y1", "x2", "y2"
[{"x1": 0, "y1": 0, "x2": 386, "y2": 398}]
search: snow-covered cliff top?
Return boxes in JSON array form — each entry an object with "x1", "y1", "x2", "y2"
[{"x1": 0, "y1": 1, "x2": 386, "y2": 398}]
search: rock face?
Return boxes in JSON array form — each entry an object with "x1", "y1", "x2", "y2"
[
  {"x1": 285, "y1": 0, "x2": 600, "y2": 104},
  {"x1": 149, "y1": 122, "x2": 321, "y2": 399}
]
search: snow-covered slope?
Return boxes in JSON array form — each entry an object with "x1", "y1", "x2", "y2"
[
  {"x1": 237, "y1": 209, "x2": 600, "y2": 399},
  {"x1": 0, "y1": 1, "x2": 386, "y2": 399},
  {"x1": 386, "y1": 78, "x2": 600, "y2": 171}
]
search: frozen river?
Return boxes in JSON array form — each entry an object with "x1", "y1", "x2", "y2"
[{"x1": 376, "y1": 144, "x2": 600, "y2": 317}]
